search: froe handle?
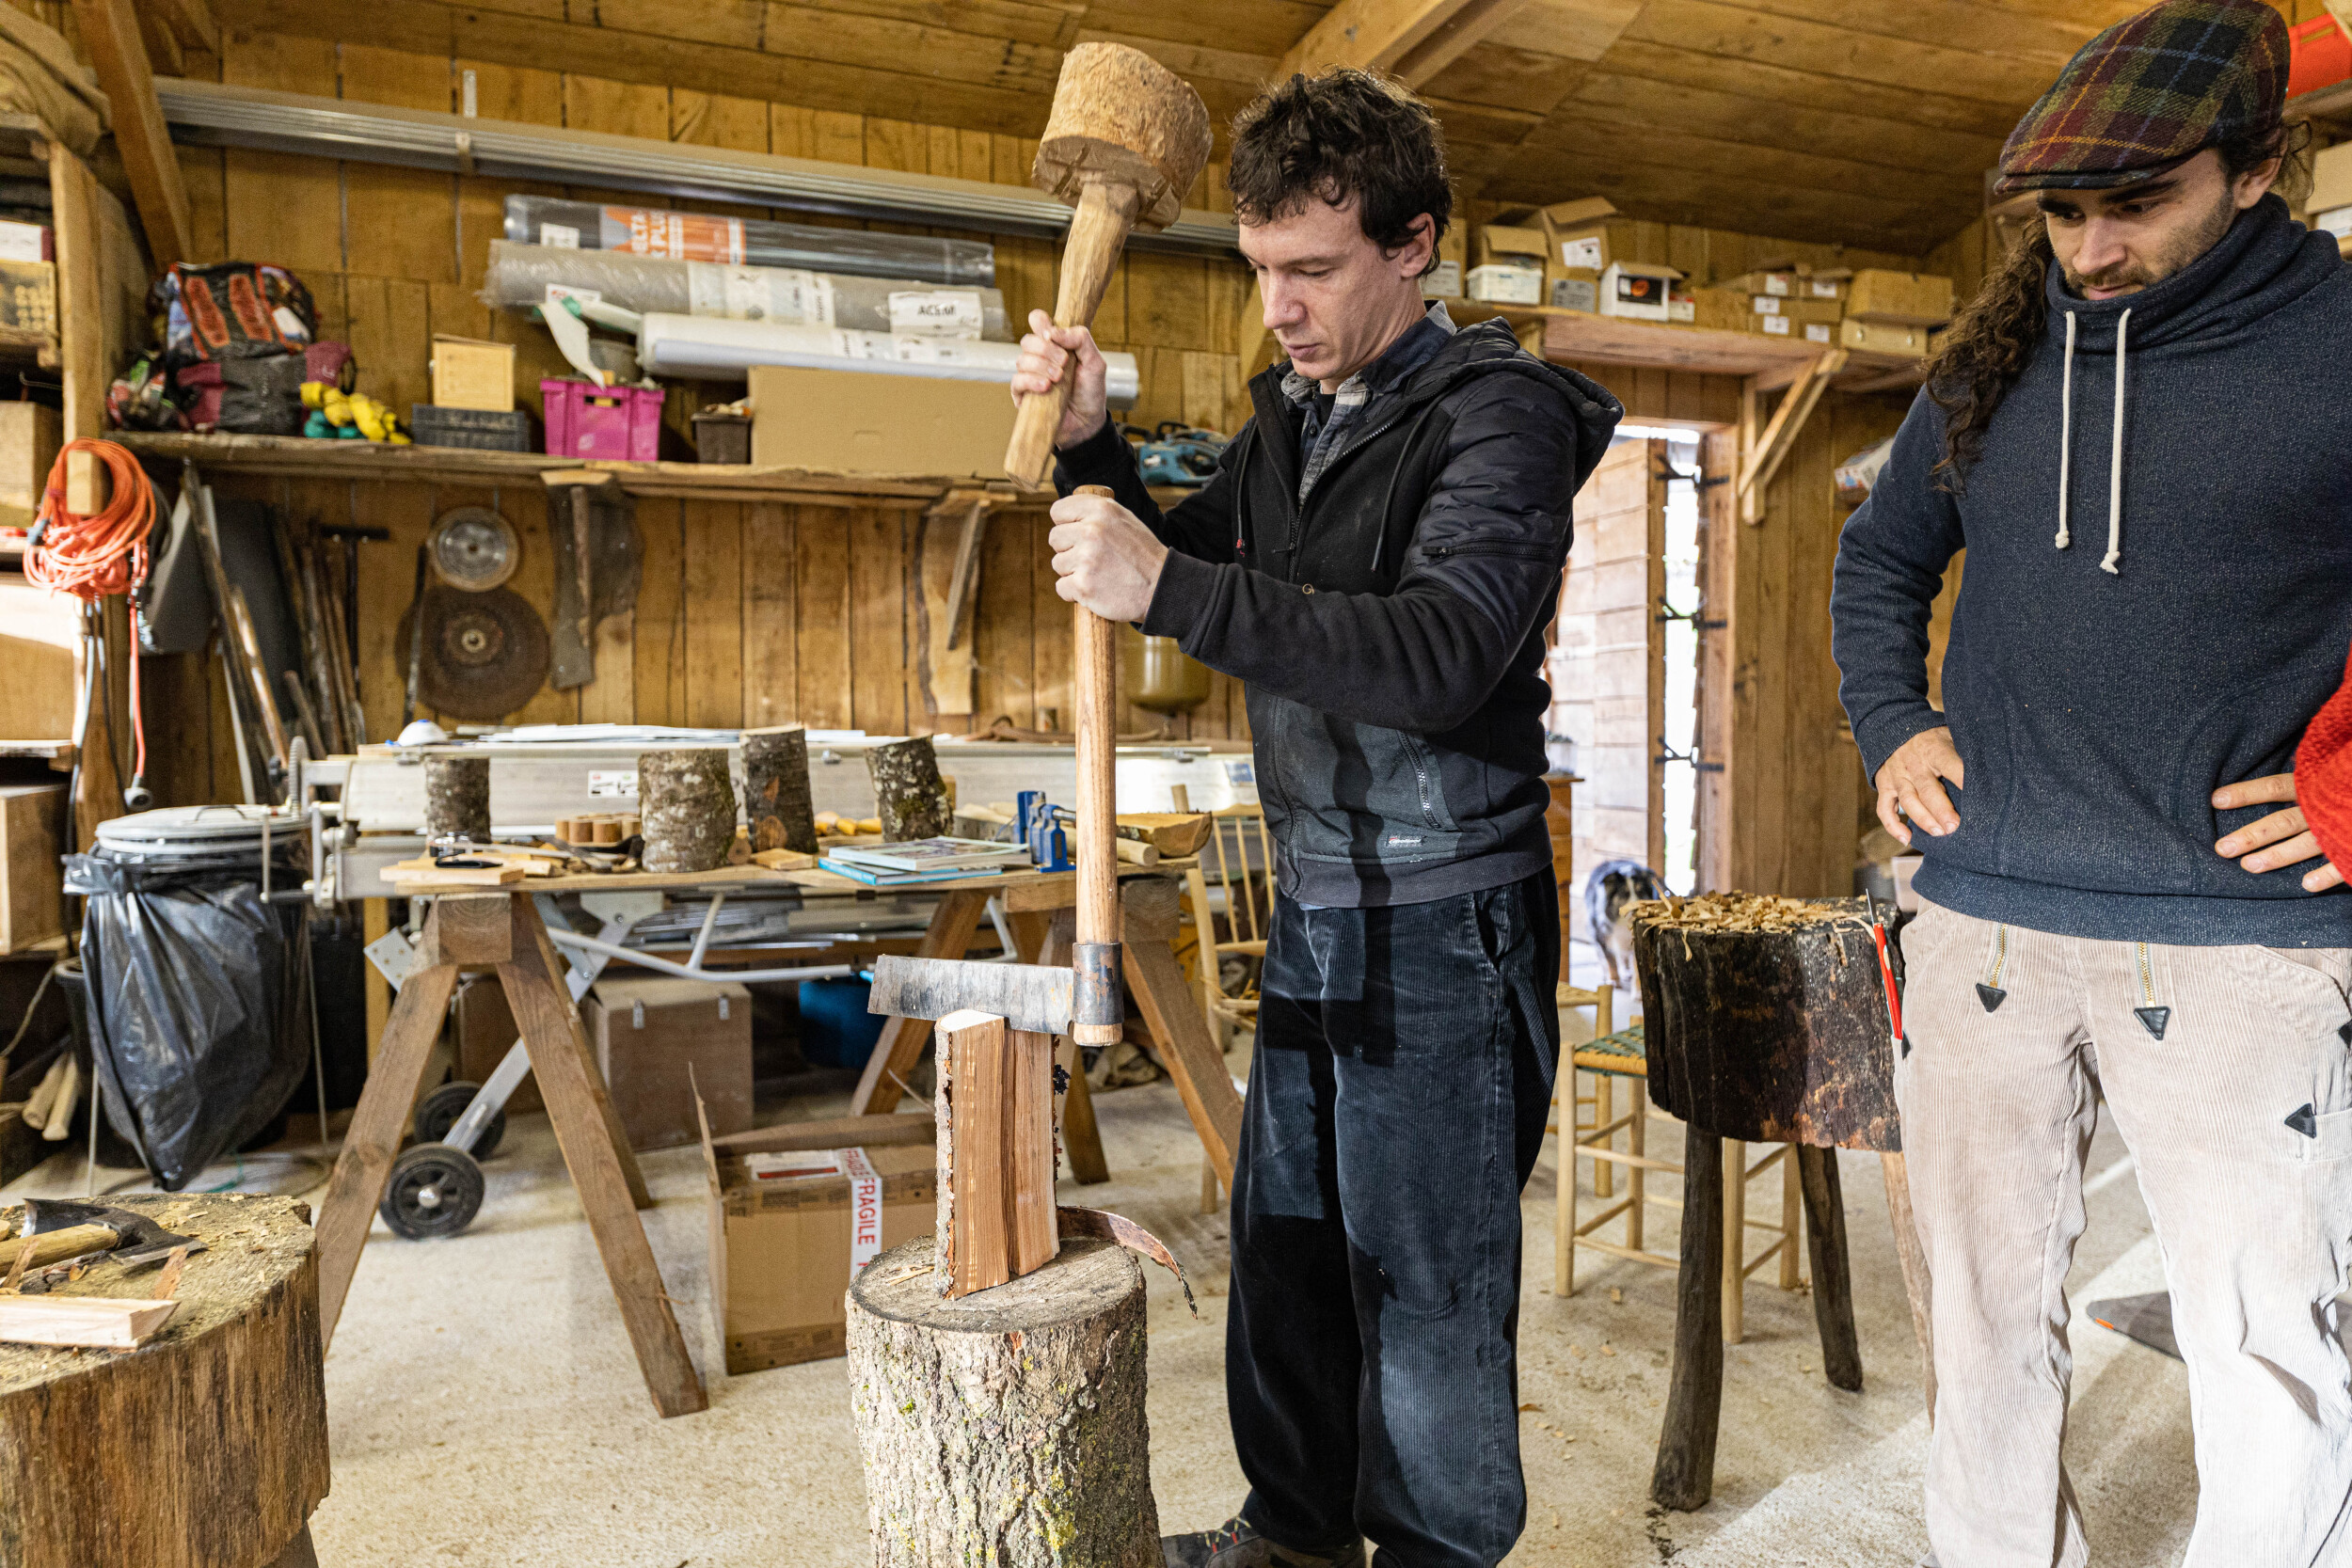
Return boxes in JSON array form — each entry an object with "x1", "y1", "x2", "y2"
[
  {"x1": 1005, "y1": 182, "x2": 1142, "y2": 492},
  {"x1": 1070, "y1": 483, "x2": 1124, "y2": 1046}
]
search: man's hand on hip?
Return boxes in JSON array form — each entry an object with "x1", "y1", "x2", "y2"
[
  {"x1": 1011, "y1": 309, "x2": 1110, "y2": 451},
  {"x1": 1876, "y1": 726, "x2": 1964, "y2": 846},
  {"x1": 2214, "y1": 774, "x2": 2346, "y2": 891},
  {"x1": 1049, "y1": 491, "x2": 1168, "y2": 624}
]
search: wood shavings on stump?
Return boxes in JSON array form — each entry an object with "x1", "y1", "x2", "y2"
[
  {"x1": 638, "y1": 748, "x2": 737, "y2": 873},
  {"x1": 422, "y1": 753, "x2": 490, "y2": 840},
  {"x1": 865, "y1": 736, "x2": 951, "y2": 843},
  {"x1": 742, "y1": 726, "x2": 818, "y2": 854},
  {"x1": 850, "y1": 1234, "x2": 1158, "y2": 1567}
]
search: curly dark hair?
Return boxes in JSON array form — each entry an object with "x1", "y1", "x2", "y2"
[
  {"x1": 1227, "y1": 69, "x2": 1452, "y2": 272},
  {"x1": 1929, "y1": 121, "x2": 2310, "y2": 488}
]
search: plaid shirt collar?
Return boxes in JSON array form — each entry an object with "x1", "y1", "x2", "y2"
[{"x1": 1281, "y1": 300, "x2": 1455, "y2": 500}]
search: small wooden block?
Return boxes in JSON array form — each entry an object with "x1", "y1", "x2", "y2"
[
  {"x1": 934, "y1": 1009, "x2": 1059, "y2": 1299},
  {"x1": 432, "y1": 894, "x2": 516, "y2": 964},
  {"x1": 751, "y1": 848, "x2": 814, "y2": 870},
  {"x1": 1119, "y1": 877, "x2": 1183, "y2": 943},
  {"x1": 0, "y1": 1293, "x2": 177, "y2": 1350}
]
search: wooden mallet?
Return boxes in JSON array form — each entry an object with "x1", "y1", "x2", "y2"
[{"x1": 1003, "y1": 42, "x2": 1213, "y2": 490}]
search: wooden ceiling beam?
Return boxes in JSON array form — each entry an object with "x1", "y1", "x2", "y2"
[
  {"x1": 1621, "y1": 0, "x2": 2069, "y2": 112},
  {"x1": 1519, "y1": 110, "x2": 1982, "y2": 207},
  {"x1": 146, "y1": 0, "x2": 218, "y2": 52},
  {"x1": 1596, "y1": 36, "x2": 2024, "y2": 138},
  {"x1": 1080, "y1": 0, "x2": 1332, "y2": 60},
  {"x1": 75, "y1": 0, "x2": 192, "y2": 266},
  {"x1": 1750, "y1": 0, "x2": 2114, "y2": 63},
  {"x1": 1278, "y1": 0, "x2": 1538, "y2": 89},
  {"x1": 1557, "y1": 67, "x2": 2005, "y2": 178}
]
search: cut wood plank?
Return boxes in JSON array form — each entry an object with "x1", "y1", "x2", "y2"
[
  {"x1": 73, "y1": 0, "x2": 193, "y2": 267},
  {"x1": 0, "y1": 1293, "x2": 177, "y2": 1351}
]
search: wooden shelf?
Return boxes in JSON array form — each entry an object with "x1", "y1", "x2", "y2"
[{"x1": 1447, "y1": 300, "x2": 1926, "y2": 395}]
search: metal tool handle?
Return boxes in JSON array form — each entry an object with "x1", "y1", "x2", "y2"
[{"x1": 1070, "y1": 483, "x2": 1123, "y2": 1046}]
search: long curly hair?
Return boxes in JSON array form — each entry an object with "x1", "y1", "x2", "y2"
[{"x1": 1927, "y1": 122, "x2": 2310, "y2": 490}]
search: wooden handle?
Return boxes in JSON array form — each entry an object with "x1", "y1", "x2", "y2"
[
  {"x1": 1071, "y1": 483, "x2": 1123, "y2": 1044},
  {"x1": 6, "y1": 1224, "x2": 119, "y2": 1273},
  {"x1": 1004, "y1": 181, "x2": 1141, "y2": 491}
]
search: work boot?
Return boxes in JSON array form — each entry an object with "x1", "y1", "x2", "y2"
[{"x1": 1161, "y1": 1515, "x2": 1365, "y2": 1568}]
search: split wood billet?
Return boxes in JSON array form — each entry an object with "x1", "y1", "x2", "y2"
[
  {"x1": 867, "y1": 957, "x2": 1073, "y2": 1036},
  {"x1": 0, "y1": 1294, "x2": 176, "y2": 1350},
  {"x1": 932, "y1": 1009, "x2": 1059, "y2": 1298}
]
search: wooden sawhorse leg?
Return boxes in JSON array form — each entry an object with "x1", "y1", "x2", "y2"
[
  {"x1": 850, "y1": 887, "x2": 993, "y2": 1116},
  {"x1": 312, "y1": 893, "x2": 707, "y2": 1418},
  {"x1": 1039, "y1": 910, "x2": 1110, "y2": 1185}
]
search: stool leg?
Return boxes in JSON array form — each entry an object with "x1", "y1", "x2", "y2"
[
  {"x1": 1557, "y1": 1089, "x2": 1578, "y2": 1297},
  {"x1": 1627, "y1": 1076, "x2": 1647, "y2": 1253},
  {"x1": 1721, "y1": 1137, "x2": 1746, "y2": 1346},
  {"x1": 1780, "y1": 1144, "x2": 1804, "y2": 1290},
  {"x1": 1594, "y1": 1072, "x2": 1615, "y2": 1198},
  {"x1": 1799, "y1": 1145, "x2": 1864, "y2": 1391},
  {"x1": 1654, "y1": 1121, "x2": 1724, "y2": 1511}
]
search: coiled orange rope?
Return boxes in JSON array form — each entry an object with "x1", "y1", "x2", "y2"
[{"x1": 27, "y1": 439, "x2": 157, "y2": 791}]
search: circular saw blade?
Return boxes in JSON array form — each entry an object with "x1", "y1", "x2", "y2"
[
  {"x1": 429, "y1": 505, "x2": 521, "y2": 592},
  {"x1": 398, "y1": 586, "x2": 550, "y2": 720}
]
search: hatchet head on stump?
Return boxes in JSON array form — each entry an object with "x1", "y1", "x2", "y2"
[{"x1": 1003, "y1": 42, "x2": 1213, "y2": 490}]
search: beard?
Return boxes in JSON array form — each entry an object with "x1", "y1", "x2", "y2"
[{"x1": 2060, "y1": 185, "x2": 2239, "y2": 296}]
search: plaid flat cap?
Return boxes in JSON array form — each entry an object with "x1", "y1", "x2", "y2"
[{"x1": 1995, "y1": 0, "x2": 2287, "y2": 194}]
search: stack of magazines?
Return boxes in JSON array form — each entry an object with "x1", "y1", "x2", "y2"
[{"x1": 818, "y1": 837, "x2": 1034, "y2": 886}]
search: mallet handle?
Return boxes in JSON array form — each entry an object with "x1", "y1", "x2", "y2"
[
  {"x1": 1005, "y1": 180, "x2": 1141, "y2": 491},
  {"x1": 1071, "y1": 483, "x2": 1123, "y2": 1046}
]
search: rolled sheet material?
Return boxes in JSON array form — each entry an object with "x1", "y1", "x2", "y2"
[
  {"x1": 635, "y1": 312, "x2": 1141, "y2": 404},
  {"x1": 481, "y1": 240, "x2": 1012, "y2": 340},
  {"x1": 502, "y1": 195, "x2": 993, "y2": 285}
]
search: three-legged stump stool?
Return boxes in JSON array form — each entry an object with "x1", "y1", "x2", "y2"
[
  {"x1": 1633, "y1": 895, "x2": 1929, "y2": 1510},
  {"x1": 313, "y1": 890, "x2": 707, "y2": 1417}
]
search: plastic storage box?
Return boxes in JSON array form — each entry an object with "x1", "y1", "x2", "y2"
[
  {"x1": 541, "y1": 378, "x2": 664, "y2": 461},
  {"x1": 411, "y1": 404, "x2": 532, "y2": 451}
]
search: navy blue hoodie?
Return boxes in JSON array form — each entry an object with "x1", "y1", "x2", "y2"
[{"x1": 1831, "y1": 195, "x2": 2352, "y2": 946}]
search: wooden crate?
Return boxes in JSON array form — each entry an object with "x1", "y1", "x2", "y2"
[
  {"x1": 583, "y1": 976, "x2": 752, "y2": 1151},
  {"x1": 0, "y1": 784, "x2": 65, "y2": 953}
]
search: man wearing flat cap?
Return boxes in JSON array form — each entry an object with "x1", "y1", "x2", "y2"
[{"x1": 1832, "y1": 1, "x2": 2352, "y2": 1562}]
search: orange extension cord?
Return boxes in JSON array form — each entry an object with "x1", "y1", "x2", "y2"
[{"x1": 26, "y1": 439, "x2": 158, "y2": 794}]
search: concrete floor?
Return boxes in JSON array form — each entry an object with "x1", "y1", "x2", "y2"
[{"x1": 2, "y1": 970, "x2": 2201, "y2": 1567}]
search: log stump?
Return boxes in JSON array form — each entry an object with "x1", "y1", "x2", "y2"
[
  {"x1": 865, "y1": 737, "x2": 951, "y2": 843},
  {"x1": 639, "y1": 748, "x2": 737, "y2": 873},
  {"x1": 0, "y1": 1193, "x2": 328, "y2": 1568},
  {"x1": 848, "y1": 1234, "x2": 1158, "y2": 1568},
  {"x1": 742, "y1": 726, "x2": 818, "y2": 855},
  {"x1": 422, "y1": 753, "x2": 490, "y2": 840}
]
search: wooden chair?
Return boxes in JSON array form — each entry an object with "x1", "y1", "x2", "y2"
[
  {"x1": 1182, "y1": 803, "x2": 1276, "y2": 1056},
  {"x1": 1552, "y1": 1006, "x2": 1805, "y2": 1345}
]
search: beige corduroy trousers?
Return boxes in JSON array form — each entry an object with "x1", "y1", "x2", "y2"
[{"x1": 1899, "y1": 896, "x2": 2352, "y2": 1568}]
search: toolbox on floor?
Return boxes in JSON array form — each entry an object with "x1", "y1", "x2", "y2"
[
  {"x1": 583, "y1": 977, "x2": 752, "y2": 1150},
  {"x1": 410, "y1": 404, "x2": 533, "y2": 451}
]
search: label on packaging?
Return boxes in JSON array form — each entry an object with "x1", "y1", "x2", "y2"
[
  {"x1": 1753, "y1": 295, "x2": 1782, "y2": 315},
  {"x1": 1760, "y1": 314, "x2": 1793, "y2": 336},
  {"x1": 1558, "y1": 234, "x2": 1605, "y2": 271},
  {"x1": 688, "y1": 263, "x2": 831, "y2": 325},
  {"x1": 0, "y1": 223, "x2": 48, "y2": 263},
  {"x1": 838, "y1": 1148, "x2": 884, "y2": 1275},
  {"x1": 609, "y1": 207, "x2": 747, "y2": 263},
  {"x1": 587, "y1": 768, "x2": 639, "y2": 799},
  {"x1": 1809, "y1": 279, "x2": 1840, "y2": 299},
  {"x1": 1549, "y1": 277, "x2": 1597, "y2": 313},
  {"x1": 1422, "y1": 260, "x2": 1461, "y2": 297},
  {"x1": 832, "y1": 329, "x2": 896, "y2": 360},
  {"x1": 1669, "y1": 294, "x2": 1695, "y2": 324},
  {"x1": 1804, "y1": 322, "x2": 1833, "y2": 342},
  {"x1": 538, "y1": 222, "x2": 581, "y2": 249},
  {"x1": 1762, "y1": 274, "x2": 1793, "y2": 296},
  {"x1": 891, "y1": 335, "x2": 986, "y2": 366},
  {"x1": 887, "y1": 289, "x2": 984, "y2": 338},
  {"x1": 744, "y1": 1151, "x2": 843, "y2": 1181}
]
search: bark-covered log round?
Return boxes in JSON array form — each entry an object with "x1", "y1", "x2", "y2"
[
  {"x1": 422, "y1": 753, "x2": 490, "y2": 840},
  {"x1": 1631, "y1": 894, "x2": 1899, "y2": 1151},
  {"x1": 865, "y1": 737, "x2": 951, "y2": 843},
  {"x1": 638, "y1": 748, "x2": 737, "y2": 873},
  {"x1": 742, "y1": 727, "x2": 818, "y2": 854},
  {"x1": 848, "y1": 1234, "x2": 1158, "y2": 1568},
  {"x1": 0, "y1": 1193, "x2": 327, "y2": 1568}
]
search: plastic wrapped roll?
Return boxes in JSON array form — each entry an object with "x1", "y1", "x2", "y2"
[
  {"x1": 503, "y1": 195, "x2": 993, "y2": 286},
  {"x1": 636, "y1": 313, "x2": 1140, "y2": 404},
  {"x1": 481, "y1": 241, "x2": 1011, "y2": 340}
]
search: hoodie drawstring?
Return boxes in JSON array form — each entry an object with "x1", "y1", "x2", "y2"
[{"x1": 2053, "y1": 306, "x2": 2131, "y2": 574}]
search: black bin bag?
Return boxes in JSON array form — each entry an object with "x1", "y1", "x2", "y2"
[{"x1": 65, "y1": 856, "x2": 310, "y2": 1191}]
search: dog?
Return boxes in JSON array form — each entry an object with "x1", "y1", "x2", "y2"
[{"x1": 1584, "y1": 859, "x2": 1666, "y2": 991}]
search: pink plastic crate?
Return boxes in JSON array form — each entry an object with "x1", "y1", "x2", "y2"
[{"x1": 542, "y1": 378, "x2": 664, "y2": 461}]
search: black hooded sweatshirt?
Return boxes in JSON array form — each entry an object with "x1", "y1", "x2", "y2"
[{"x1": 1055, "y1": 314, "x2": 1622, "y2": 908}]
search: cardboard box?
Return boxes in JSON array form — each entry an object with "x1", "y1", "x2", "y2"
[
  {"x1": 1690, "y1": 287, "x2": 1752, "y2": 333},
  {"x1": 1549, "y1": 272, "x2": 1597, "y2": 313},
  {"x1": 1467, "y1": 263, "x2": 1543, "y2": 305},
  {"x1": 1472, "y1": 223, "x2": 1549, "y2": 270},
  {"x1": 748, "y1": 364, "x2": 1018, "y2": 478},
  {"x1": 0, "y1": 402, "x2": 58, "y2": 531},
  {"x1": 1724, "y1": 268, "x2": 1851, "y2": 301},
  {"x1": 703, "y1": 1122, "x2": 935, "y2": 1372},
  {"x1": 429, "y1": 335, "x2": 516, "y2": 412},
  {"x1": 1846, "y1": 270, "x2": 1955, "y2": 326},
  {"x1": 1839, "y1": 316, "x2": 1931, "y2": 356},
  {"x1": 0, "y1": 261, "x2": 54, "y2": 336},
  {"x1": 1422, "y1": 221, "x2": 1467, "y2": 298},
  {"x1": 1666, "y1": 287, "x2": 1695, "y2": 325},
  {"x1": 1599, "y1": 261, "x2": 1682, "y2": 322},
  {"x1": 1750, "y1": 295, "x2": 1843, "y2": 327},
  {"x1": 1535, "y1": 197, "x2": 1616, "y2": 276},
  {"x1": 0, "y1": 784, "x2": 63, "y2": 954},
  {"x1": 0, "y1": 222, "x2": 50, "y2": 263},
  {"x1": 1759, "y1": 316, "x2": 1837, "y2": 343},
  {"x1": 2312, "y1": 139, "x2": 2352, "y2": 214},
  {"x1": 584, "y1": 977, "x2": 752, "y2": 1151}
]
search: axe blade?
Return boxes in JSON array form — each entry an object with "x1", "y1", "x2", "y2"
[
  {"x1": 24, "y1": 1197, "x2": 207, "y2": 1267},
  {"x1": 868, "y1": 957, "x2": 1072, "y2": 1037}
]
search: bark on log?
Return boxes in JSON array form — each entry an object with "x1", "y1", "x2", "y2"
[
  {"x1": 638, "y1": 749, "x2": 737, "y2": 873},
  {"x1": 849, "y1": 1234, "x2": 1158, "y2": 1568},
  {"x1": 865, "y1": 736, "x2": 951, "y2": 843},
  {"x1": 0, "y1": 1193, "x2": 327, "y2": 1568},
  {"x1": 422, "y1": 753, "x2": 490, "y2": 841},
  {"x1": 1632, "y1": 895, "x2": 1900, "y2": 1151},
  {"x1": 742, "y1": 726, "x2": 818, "y2": 855}
]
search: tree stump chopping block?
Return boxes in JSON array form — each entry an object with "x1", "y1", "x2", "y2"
[
  {"x1": 848, "y1": 1234, "x2": 1158, "y2": 1568},
  {"x1": 0, "y1": 1193, "x2": 328, "y2": 1568}
]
